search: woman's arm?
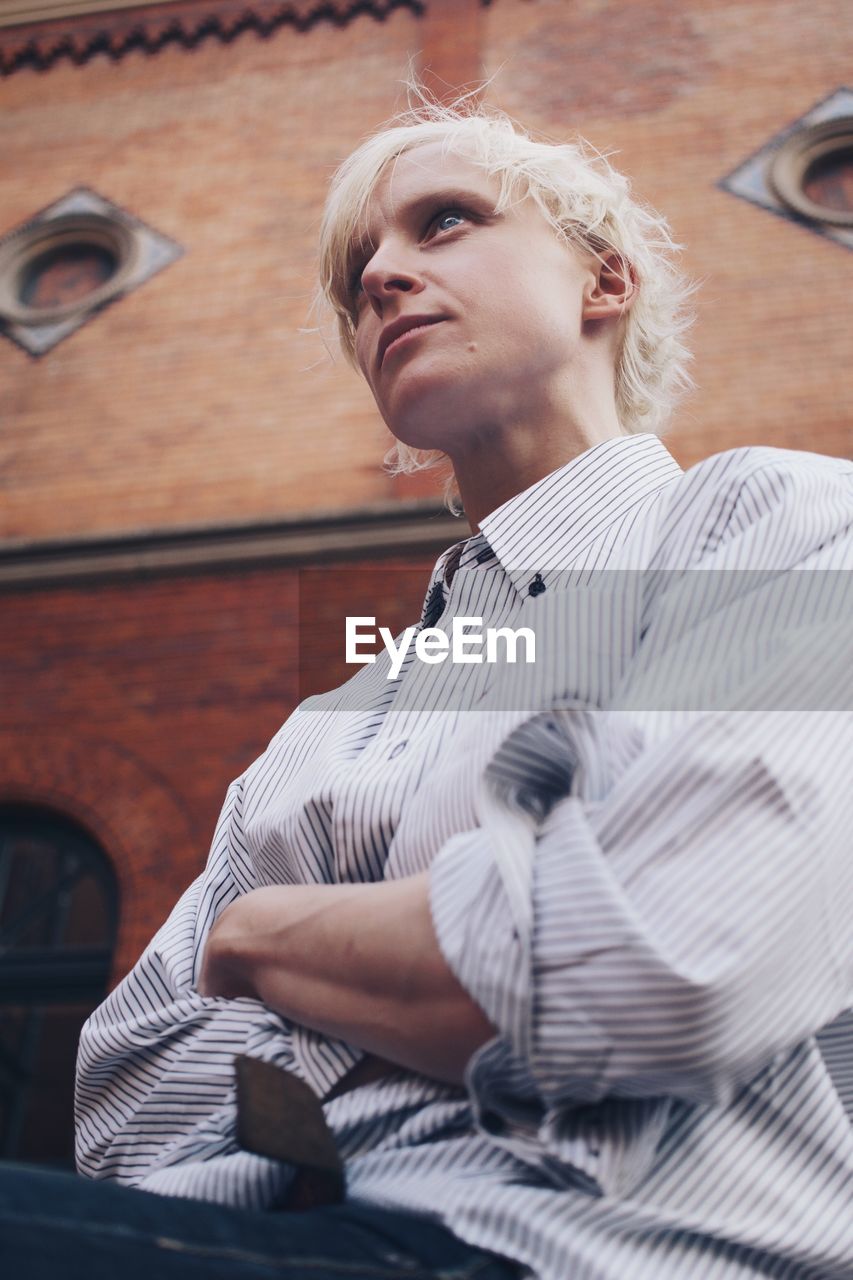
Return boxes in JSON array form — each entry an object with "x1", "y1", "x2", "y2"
[{"x1": 197, "y1": 871, "x2": 496, "y2": 1085}]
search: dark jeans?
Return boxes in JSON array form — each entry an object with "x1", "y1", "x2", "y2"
[{"x1": 0, "y1": 1162, "x2": 520, "y2": 1279}]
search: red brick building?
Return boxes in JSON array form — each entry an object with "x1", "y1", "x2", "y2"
[{"x1": 0, "y1": 0, "x2": 850, "y2": 1164}]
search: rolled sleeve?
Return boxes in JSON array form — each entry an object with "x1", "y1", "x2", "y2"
[
  {"x1": 429, "y1": 829, "x2": 525, "y2": 1042},
  {"x1": 429, "y1": 828, "x2": 551, "y2": 1154},
  {"x1": 429, "y1": 624, "x2": 853, "y2": 1133}
]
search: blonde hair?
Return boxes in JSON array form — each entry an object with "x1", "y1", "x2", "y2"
[{"x1": 317, "y1": 96, "x2": 695, "y2": 482}]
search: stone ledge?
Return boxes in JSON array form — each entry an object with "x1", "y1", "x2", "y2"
[{"x1": 0, "y1": 502, "x2": 462, "y2": 589}]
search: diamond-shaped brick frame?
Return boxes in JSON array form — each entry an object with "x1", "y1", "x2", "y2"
[
  {"x1": 0, "y1": 187, "x2": 184, "y2": 356},
  {"x1": 719, "y1": 87, "x2": 853, "y2": 253}
]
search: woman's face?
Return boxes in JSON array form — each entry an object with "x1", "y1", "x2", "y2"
[{"x1": 350, "y1": 143, "x2": 596, "y2": 462}]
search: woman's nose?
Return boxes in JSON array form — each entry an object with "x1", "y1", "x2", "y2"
[{"x1": 360, "y1": 244, "x2": 424, "y2": 312}]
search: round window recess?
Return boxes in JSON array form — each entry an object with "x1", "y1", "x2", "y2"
[
  {"x1": 770, "y1": 117, "x2": 853, "y2": 227},
  {"x1": 0, "y1": 213, "x2": 138, "y2": 325}
]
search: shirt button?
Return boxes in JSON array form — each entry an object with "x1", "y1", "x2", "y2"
[
  {"x1": 528, "y1": 573, "x2": 546, "y2": 597},
  {"x1": 389, "y1": 740, "x2": 408, "y2": 759}
]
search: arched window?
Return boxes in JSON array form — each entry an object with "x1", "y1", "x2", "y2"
[{"x1": 0, "y1": 805, "x2": 118, "y2": 1167}]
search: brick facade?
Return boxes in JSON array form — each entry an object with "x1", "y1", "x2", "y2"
[
  {"x1": 482, "y1": 0, "x2": 853, "y2": 466},
  {"x1": 0, "y1": 557, "x2": 434, "y2": 981},
  {"x1": 1, "y1": 0, "x2": 850, "y2": 543},
  {"x1": 0, "y1": 3, "x2": 426, "y2": 541}
]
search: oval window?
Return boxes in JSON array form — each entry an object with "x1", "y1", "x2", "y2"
[
  {"x1": 801, "y1": 145, "x2": 853, "y2": 217},
  {"x1": 19, "y1": 242, "x2": 119, "y2": 310},
  {"x1": 770, "y1": 117, "x2": 853, "y2": 228},
  {"x1": 0, "y1": 213, "x2": 137, "y2": 325}
]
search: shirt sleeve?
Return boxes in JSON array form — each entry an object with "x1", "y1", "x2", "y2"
[
  {"x1": 429, "y1": 451, "x2": 853, "y2": 1129},
  {"x1": 74, "y1": 776, "x2": 301, "y2": 1206}
]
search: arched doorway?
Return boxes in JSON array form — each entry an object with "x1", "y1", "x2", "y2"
[{"x1": 0, "y1": 805, "x2": 118, "y2": 1167}]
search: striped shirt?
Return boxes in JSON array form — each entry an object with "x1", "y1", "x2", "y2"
[{"x1": 75, "y1": 433, "x2": 853, "y2": 1279}]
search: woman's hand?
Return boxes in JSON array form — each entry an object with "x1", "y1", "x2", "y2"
[{"x1": 197, "y1": 893, "x2": 264, "y2": 999}]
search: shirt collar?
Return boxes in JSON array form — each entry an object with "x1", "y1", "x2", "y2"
[
  {"x1": 478, "y1": 434, "x2": 683, "y2": 595},
  {"x1": 421, "y1": 434, "x2": 683, "y2": 620}
]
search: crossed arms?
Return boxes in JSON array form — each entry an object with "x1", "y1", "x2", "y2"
[
  {"x1": 197, "y1": 871, "x2": 494, "y2": 1085},
  {"x1": 76, "y1": 450, "x2": 853, "y2": 1189}
]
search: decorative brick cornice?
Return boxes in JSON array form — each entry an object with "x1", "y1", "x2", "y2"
[{"x1": 0, "y1": 0, "x2": 425, "y2": 76}]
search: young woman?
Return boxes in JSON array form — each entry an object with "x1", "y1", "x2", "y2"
[{"x1": 7, "y1": 100, "x2": 852, "y2": 1280}]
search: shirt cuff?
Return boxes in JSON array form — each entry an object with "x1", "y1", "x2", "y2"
[
  {"x1": 428, "y1": 804, "x2": 614, "y2": 1112},
  {"x1": 428, "y1": 824, "x2": 603, "y2": 1181},
  {"x1": 429, "y1": 828, "x2": 526, "y2": 1040},
  {"x1": 428, "y1": 829, "x2": 545, "y2": 1136}
]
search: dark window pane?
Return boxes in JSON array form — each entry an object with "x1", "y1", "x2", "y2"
[
  {"x1": 0, "y1": 807, "x2": 117, "y2": 1166},
  {"x1": 803, "y1": 147, "x2": 853, "y2": 213},
  {"x1": 19, "y1": 243, "x2": 117, "y2": 309},
  {"x1": 64, "y1": 871, "x2": 114, "y2": 949}
]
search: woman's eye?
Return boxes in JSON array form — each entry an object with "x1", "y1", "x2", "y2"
[{"x1": 432, "y1": 210, "x2": 467, "y2": 234}]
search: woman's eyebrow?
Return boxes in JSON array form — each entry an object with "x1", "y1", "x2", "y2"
[
  {"x1": 356, "y1": 185, "x2": 498, "y2": 252},
  {"x1": 395, "y1": 186, "x2": 498, "y2": 220}
]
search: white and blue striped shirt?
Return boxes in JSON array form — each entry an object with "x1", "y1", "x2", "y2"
[{"x1": 76, "y1": 434, "x2": 853, "y2": 1279}]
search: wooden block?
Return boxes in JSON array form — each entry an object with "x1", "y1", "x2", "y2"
[{"x1": 235, "y1": 1054, "x2": 345, "y2": 1206}]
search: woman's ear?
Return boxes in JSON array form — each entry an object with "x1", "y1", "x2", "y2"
[{"x1": 583, "y1": 252, "x2": 637, "y2": 321}]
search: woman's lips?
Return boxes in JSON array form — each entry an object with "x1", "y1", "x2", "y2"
[{"x1": 381, "y1": 319, "x2": 445, "y2": 367}]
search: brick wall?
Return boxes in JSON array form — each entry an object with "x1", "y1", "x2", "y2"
[
  {"x1": 482, "y1": 0, "x2": 853, "y2": 467},
  {"x1": 0, "y1": 555, "x2": 433, "y2": 979},
  {"x1": 0, "y1": 6, "x2": 424, "y2": 541},
  {"x1": 1, "y1": 0, "x2": 850, "y2": 545}
]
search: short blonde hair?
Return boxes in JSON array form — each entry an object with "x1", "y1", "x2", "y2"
[{"x1": 317, "y1": 97, "x2": 695, "y2": 480}]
